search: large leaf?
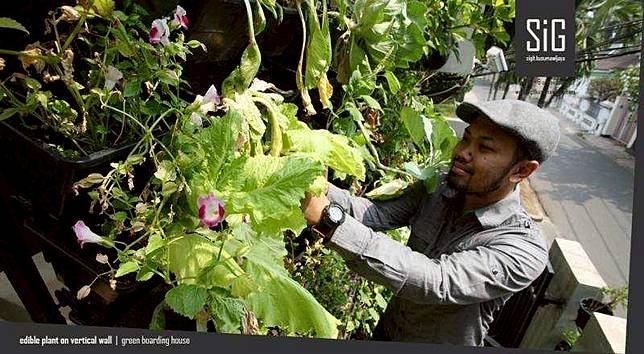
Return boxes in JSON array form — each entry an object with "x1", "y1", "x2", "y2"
[
  {"x1": 400, "y1": 107, "x2": 429, "y2": 155},
  {"x1": 242, "y1": 235, "x2": 340, "y2": 338},
  {"x1": 428, "y1": 114, "x2": 458, "y2": 159},
  {"x1": 284, "y1": 128, "x2": 366, "y2": 181},
  {"x1": 168, "y1": 235, "x2": 245, "y2": 289},
  {"x1": 184, "y1": 110, "x2": 244, "y2": 185},
  {"x1": 347, "y1": 0, "x2": 427, "y2": 73},
  {"x1": 165, "y1": 284, "x2": 208, "y2": 319},
  {"x1": 216, "y1": 154, "x2": 324, "y2": 228}
]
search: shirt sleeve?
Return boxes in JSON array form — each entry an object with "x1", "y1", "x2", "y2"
[
  {"x1": 327, "y1": 217, "x2": 548, "y2": 305},
  {"x1": 326, "y1": 180, "x2": 426, "y2": 231}
]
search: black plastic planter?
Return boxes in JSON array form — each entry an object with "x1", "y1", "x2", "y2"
[
  {"x1": 0, "y1": 120, "x2": 133, "y2": 219},
  {"x1": 0, "y1": 119, "x2": 160, "y2": 327},
  {"x1": 575, "y1": 297, "x2": 614, "y2": 330}
]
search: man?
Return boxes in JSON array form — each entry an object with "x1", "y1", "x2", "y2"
[{"x1": 301, "y1": 99, "x2": 560, "y2": 346}]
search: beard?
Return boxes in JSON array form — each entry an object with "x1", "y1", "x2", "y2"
[{"x1": 447, "y1": 159, "x2": 516, "y2": 195}]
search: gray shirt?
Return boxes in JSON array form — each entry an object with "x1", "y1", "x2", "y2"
[{"x1": 326, "y1": 179, "x2": 548, "y2": 346}]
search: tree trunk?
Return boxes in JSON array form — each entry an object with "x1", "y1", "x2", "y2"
[
  {"x1": 502, "y1": 81, "x2": 511, "y2": 99},
  {"x1": 518, "y1": 77, "x2": 534, "y2": 101},
  {"x1": 537, "y1": 77, "x2": 552, "y2": 107},
  {"x1": 487, "y1": 73, "x2": 497, "y2": 100},
  {"x1": 545, "y1": 80, "x2": 571, "y2": 108},
  {"x1": 493, "y1": 77, "x2": 502, "y2": 100}
]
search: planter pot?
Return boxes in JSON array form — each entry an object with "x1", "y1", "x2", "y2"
[
  {"x1": 0, "y1": 119, "x2": 160, "y2": 326},
  {"x1": 575, "y1": 297, "x2": 614, "y2": 330},
  {"x1": 0, "y1": 120, "x2": 133, "y2": 219}
]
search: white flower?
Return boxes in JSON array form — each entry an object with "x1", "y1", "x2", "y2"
[
  {"x1": 104, "y1": 66, "x2": 123, "y2": 90},
  {"x1": 190, "y1": 112, "x2": 203, "y2": 127},
  {"x1": 194, "y1": 85, "x2": 221, "y2": 114},
  {"x1": 172, "y1": 5, "x2": 189, "y2": 30},
  {"x1": 149, "y1": 19, "x2": 170, "y2": 45}
]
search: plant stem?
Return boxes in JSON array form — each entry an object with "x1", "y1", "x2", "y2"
[
  {"x1": 252, "y1": 95, "x2": 282, "y2": 157},
  {"x1": 355, "y1": 118, "x2": 413, "y2": 178},
  {"x1": 242, "y1": 0, "x2": 256, "y2": 39},
  {"x1": 0, "y1": 49, "x2": 60, "y2": 63}
]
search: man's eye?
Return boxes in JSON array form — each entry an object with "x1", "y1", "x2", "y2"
[{"x1": 480, "y1": 145, "x2": 493, "y2": 151}]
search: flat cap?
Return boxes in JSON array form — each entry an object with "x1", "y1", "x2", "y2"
[{"x1": 456, "y1": 99, "x2": 560, "y2": 163}]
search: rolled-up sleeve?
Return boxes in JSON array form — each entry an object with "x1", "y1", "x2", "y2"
[
  {"x1": 326, "y1": 181, "x2": 426, "y2": 231},
  {"x1": 328, "y1": 219, "x2": 548, "y2": 305}
]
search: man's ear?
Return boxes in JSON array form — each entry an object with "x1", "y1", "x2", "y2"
[{"x1": 509, "y1": 160, "x2": 540, "y2": 183}]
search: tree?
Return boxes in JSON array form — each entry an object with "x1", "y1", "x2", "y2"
[
  {"x1": 541, "y1": 0, "x2": 641, "y2": 108},
  {"x1": 587, "y1": 76, "x2": 622, "y2": 102}
]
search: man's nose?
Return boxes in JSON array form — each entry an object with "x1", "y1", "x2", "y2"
[{"x1": 455, "y1": 143, "x2": 473, "y2": 162}]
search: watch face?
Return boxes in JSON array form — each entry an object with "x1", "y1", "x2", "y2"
[{"x1": 328, "y1": 205, "x2": 344, "y2": 223}]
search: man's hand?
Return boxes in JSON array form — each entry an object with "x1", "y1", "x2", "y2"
[{"x1": 300, "y1": 191, "x2": 331, "y2": 225}]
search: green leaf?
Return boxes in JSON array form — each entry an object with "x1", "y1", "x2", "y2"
[
  {"x1": 208, "y1": 293, "x2": 245, "y2": 333},
  {"x1": 183, "y1": 109, "x2": 244, "y2": 185},
  {"x1": 429, "y1": 115, "x2": 458, "y2": 158},
  {"x1": 253, "y1": 0, "x2": 267, "y2": 35},
  {"x1": 0, "y1": 17, "x2": 29, "y2": 34},
  {"x1": 186, "y1": 40, "x2": 207, "y2": 52},
  {"x1": 383, "y1": 71, "x2": 400, "y2": 94},
  {"x1": 123, "y1": 79, "x2": 140, "y2": 97},
  {"x1": 145, "y1": 233, "x2": 164, "y2": 255},
  {"x1": 154, "y1": 160, "x2": 177, "y2": 182},
  {"x1": 222, "y1": 40, "x2": 261, "y2": 97},
  {"x1": 0, "y1": 108, "x2": 19, "y2": 121},
  {"x1": 304, "y1": 0, "x2": 332, "y2": 91},
  {"x1": 399, "y1": 107, "x2": 427, "y2": 154},
  {"x1": 365, "y1": 179, "x2": 408, "y2": 200},
  {"x1": 94, "y1": 0, "x2": 115, "y2": 17},
  {"x1": 165, "y1": 284, "x2": 208, "y2": 319},
  {"x1": 243, "y1": 235, "x2": 340, "y2": 338},
  {"x1": 283, "y1": 128, "x2": 366, "y2": 181},
  {"x1": 359, "y1": 95, "x2": 382, "y2": 111},
  {"x1": 115, "y1": 261, "x2": 139, "y2": 277},
  {"x1": 375, "y1": 292, "x2": 388, "y2": 309},
  {"x1": 216, "y1": 154, "x2": 324, "y2": 228},
  {"x1": 136, "y1": 266, "x2": 156, "y2": 281},
  {"x1": 168, "y1": 235, "x2": 244, "y2": 288}
]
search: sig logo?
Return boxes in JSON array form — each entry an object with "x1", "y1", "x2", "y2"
[{"x1": 526, "y1": 19, "x2": 566, "y2": 52}]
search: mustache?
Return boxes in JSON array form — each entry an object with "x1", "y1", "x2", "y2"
[{"x1": 451, "y1": 158, "x2": 474, "y2": 174}]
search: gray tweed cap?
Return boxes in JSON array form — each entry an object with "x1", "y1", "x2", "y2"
[{"x1": 456, "y1": 99, "x2": 560, "y2": 163}]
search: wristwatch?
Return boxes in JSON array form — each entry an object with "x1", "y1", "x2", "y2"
[{"x1": 312, "y1": 202, "x2": 346, "y2": 242}]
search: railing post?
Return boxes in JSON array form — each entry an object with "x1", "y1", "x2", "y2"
[{"x1": 519, "y1": 238, "x2": 607, "y2": 350}]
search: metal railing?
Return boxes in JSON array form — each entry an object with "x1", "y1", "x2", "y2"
[{"x1": 485, "y1": 261, "x2": 555, "y2": 348}]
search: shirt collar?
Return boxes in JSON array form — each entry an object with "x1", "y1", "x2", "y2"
[{"x1": 440, "y1": 181, "x2": 523, "y2": 229}]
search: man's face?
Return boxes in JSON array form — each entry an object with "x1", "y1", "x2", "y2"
[{"x1": 447, "y1": 116, "x2": 520, "y2": 194}]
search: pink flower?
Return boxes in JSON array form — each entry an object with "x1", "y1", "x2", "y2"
[
  {"x1": 197, "y1": 193, "x2": 225, "y2": 228},
  {"x1": 72, "y1": 221, "x2": 104, "y2": 249},
  {"x1": 149, "y1": 19, "x2": 170, "y2": 45},
  {"x1": 195, "y1": 85, "x2": 221, "y2": 114},
  {"x1": 172, "y1": 5, "x2": 189, "y2": 30},
  {"x1": 203, "y1": 85, "x2": 221, "y2": 105}
]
